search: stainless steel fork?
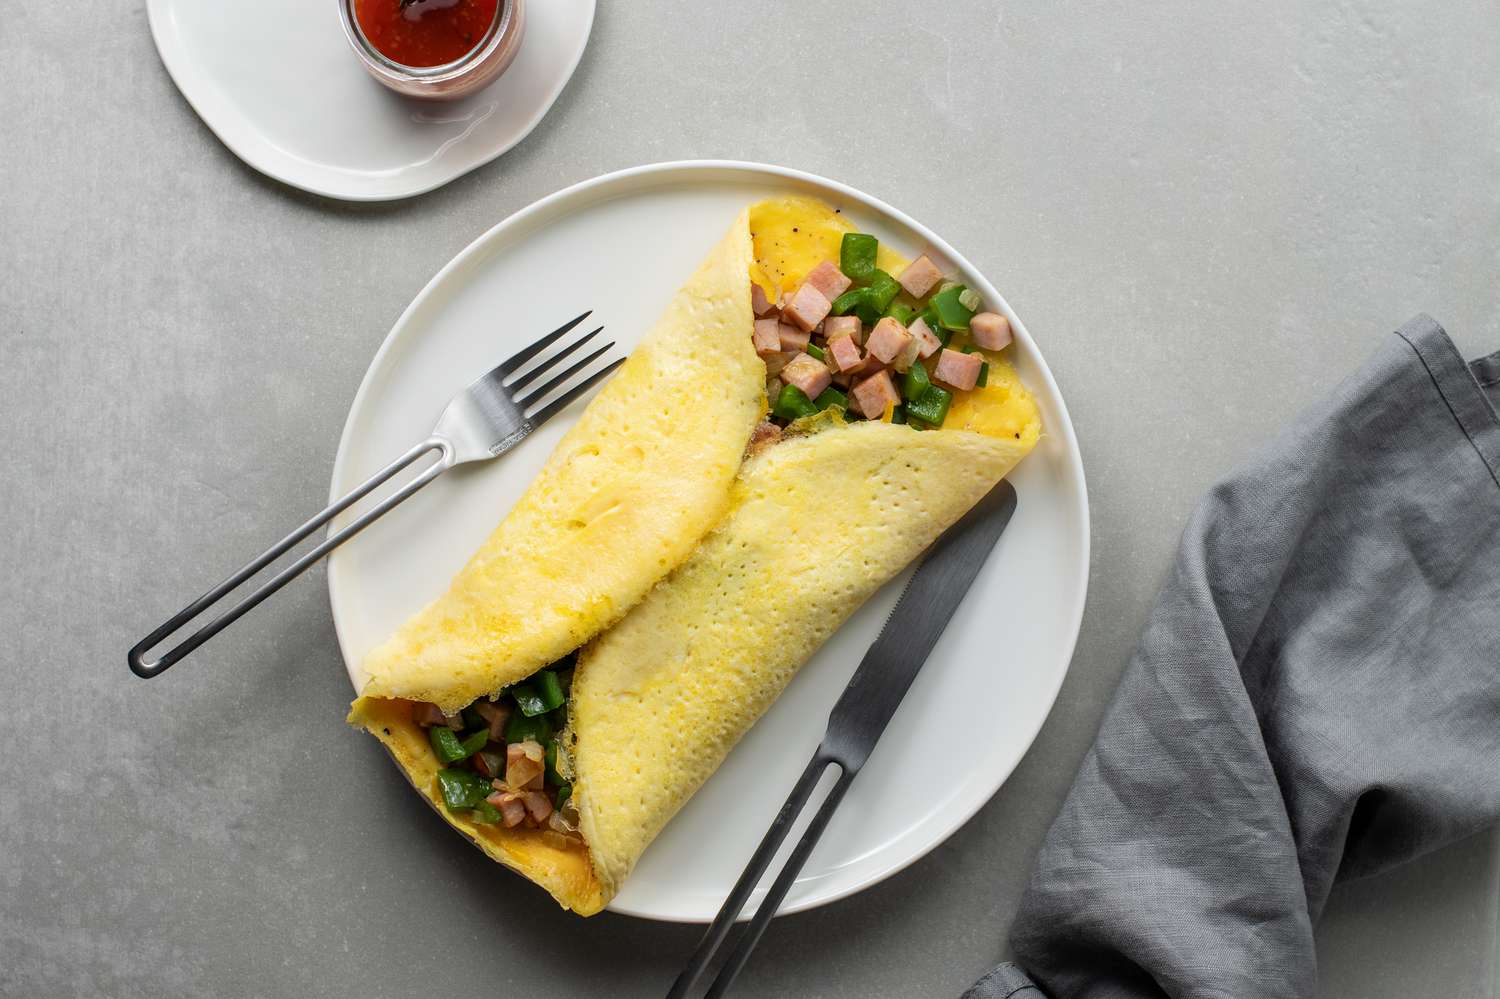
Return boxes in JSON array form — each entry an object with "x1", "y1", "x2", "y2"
[{"x1": 128, "y1": 311, "x2": 622, "y2": 679}]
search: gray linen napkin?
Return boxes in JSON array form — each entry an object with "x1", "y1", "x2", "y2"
[{"x1": 967, "y1": 315, "x2": 1500, "y2": 998}]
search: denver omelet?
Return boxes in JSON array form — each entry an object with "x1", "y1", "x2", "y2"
[{"x1": 350, "y1": 197, "x2": 1042, "y2": 916}]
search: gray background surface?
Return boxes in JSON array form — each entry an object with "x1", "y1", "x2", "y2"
[{"x1": 2, "y1": 1, "x2": 1498, "y2": 996}]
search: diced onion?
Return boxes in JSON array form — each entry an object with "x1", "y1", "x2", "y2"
[{"x1": 958, "y1": 288, "x2": 982, "y2": 312}]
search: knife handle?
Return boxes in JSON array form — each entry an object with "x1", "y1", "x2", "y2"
[{"x1": 667, "y1": 751, "x2": 853, "y2": 999}]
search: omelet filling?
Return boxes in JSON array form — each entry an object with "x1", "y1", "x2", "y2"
[
  {"x1": 407, "y1": 656, "x2": 581, "y2": 840},
  {"x1": 747, "y1": 206, "x2": 1028, "y2": 448}
]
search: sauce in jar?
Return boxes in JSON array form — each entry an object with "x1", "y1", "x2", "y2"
[{"x1": 352, "y1": 0, "x2": 500, "y2": 68}]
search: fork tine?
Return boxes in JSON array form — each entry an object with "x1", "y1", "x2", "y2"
[
  {"x1": 506, "y1": 326, "x2": 603, "y2": 393},
  {"x1": 516, "y1": 341, "x2": 618, "y2": 409},
  {"x1": 525, "y1": 356, "x2": 626, "y2": 427},
  {"x1": 498, "y1": 311, "x2": 592, "y2": 376}
]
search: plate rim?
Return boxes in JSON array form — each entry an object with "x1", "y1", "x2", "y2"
[
  {"x1": 145, "y1": 0, "x2": 596, "y2": 202},
  {"x1": 326, "y1": 159, "x2": 1091, "y2": 920}
]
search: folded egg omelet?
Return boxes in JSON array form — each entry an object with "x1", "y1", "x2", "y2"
[{"x1": 350, "y1": 198, "x2": 1041, "y2": 915}]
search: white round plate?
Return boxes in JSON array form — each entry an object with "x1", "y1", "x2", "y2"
[
  {"x1": 147, "y1": 0, "x2": 594, "y2": 201},
  {"x1": 327, "y1": 161, "x2": 1089, "y2": 921}
]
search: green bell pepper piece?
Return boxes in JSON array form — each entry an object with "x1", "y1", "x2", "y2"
[
  {"x1": 429, "y1": 726, "x2": 469, "y2": 764},
  {"x1": 469, "y1": 800, "x2": 504, "y2": 824},
  {"x1": 906, "y1": 385, "x2": 952, "y2": 427},
  {"x1": 773, "y1": 384, "x2": 819, "y2": 421},
  {"x1": 865, "y1": 270, "x2": 901, "y2": 312},
  {"x1": 884, "y1": 301, "x2": 917, "y2": 326},
  {"x1": 555, "y1": 783, "x2": 573, "y2": 808},
  {"x1": 544, "y1": 739, "x2": 565, "y2": 786},
  {"x1": 902, "y1": 360, "x2": 931, "y2": 401},
  {"x1": 977, "y1": 361, "x2": 989, "y2": 388},
  {"x1": 891, "y1": 405, "x2": 907, "y2": 425},
  {"x1": 806, "y1": 343, "x2": 827, "y2": 362},
  {"x1": 436, "y1": 768, "x2": 493, "y2": 811},
  {"x1": 840, "y1": 233, "x2": 879, "y2": 282},
  {"x1": 512, "y1": 669, "x2": 565, "y2": 717},
  {"x1": 813, "y1": 387, "x2": 848, "y2": 412},
  {"x1": 931, "y1": 285, "x2": 975, "y2": 332},
  {"x1": 830, "y1": 287, "x2": 867, "y2": 316},
  {"x1": 505, "y1": 711, "x2": 553, "y2": 745}
]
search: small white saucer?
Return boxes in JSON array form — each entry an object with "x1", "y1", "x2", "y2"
[{"x1": 148, "y1": 0, "x2": 594, "y2": 201}]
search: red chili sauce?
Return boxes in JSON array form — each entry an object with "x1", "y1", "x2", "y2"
[{"x1": 353, "y1": 0, "x2": 499, "y2": 68}]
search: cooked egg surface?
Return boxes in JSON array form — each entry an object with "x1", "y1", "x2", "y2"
[
  {"x1": 356, "y1": 210, "x2": 764, "y2": 713},
  {"x1": 570, "y1": 421, "x2": 1037, "y2": 898},
  {"x1": 749, "y1": 195, "x2": 909, "y2": 298}
]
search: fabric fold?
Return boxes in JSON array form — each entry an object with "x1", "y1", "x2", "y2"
[{"x1": 971, "y1": 316, "x2": 1500, "y2": 998}]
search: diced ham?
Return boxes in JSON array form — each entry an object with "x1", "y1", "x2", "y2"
[
  {"x1": 486, "y1": 791, "x2": 528, "y2": 828},
  {"x1": 472, "y1": 749, "x2": 502, "y2": 779},
  {"x1": 522, "y1": 791, "x2": 554, "y2": 825},
  {"x1": 782, "y1": 282, "x2": 832, "y2": 332},
  {"x1": 410, "y1": 702, "x2": 447, "y2": 727},
  {"x1": 891, "y1": 335, "x2": 922, "y2": 373},
  {"x1": 969, "y1": 312, "x2": 1013, "y2": 351},
  {"x1": 777, "y1": 323, "x2": 810, "y2": 353},
  {"x1": 933, "y1": 348, "x2": 983, "y2": 391},
  {"x1": 823, "y1": 315, "x2": 861, "y2": 344},
  {"x1": 803, "y1": 260, "x2": 852, "y2": 302},
  {"x1": 827, "y1": 334, "x2": 864, "y2": 373},
  {"x1": 851, "y1": 370, "x2": 901, "y2": 420},
  {"x1": 505, "y1": 741, "x2": 546, "y2": 791},
  {"x1": 752, "y1": 318, "x2": 783, "y2": 357},
  {"x1": 781, "y1": 352, "x2": 832, "y2": 401},
  {"x1": 897, "y1": 254, "x2": 944, "y2": 299},
  {"x1": 865, "y1": 317, "x2": 913, "y2": 365},
  {"x1": 908, "y1": 316, "x2": 943, "y2": 358},
  {"x1": 473, "y1": 700, "x2": 510, "y2": 740},
  {"x1": 751, "y1": 282, "x2": 777, "y2": 317},
  {"x1": 763, "y1": 350, "x2": 794, "y2": 376},
  {"x1": 747, "y1": 421, "x2": 783, "y2": 455}
]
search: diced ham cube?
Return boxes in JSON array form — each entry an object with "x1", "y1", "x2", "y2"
[
  {"x1": 782, "y1": 282, "x2": 832, "y2": 332},
  {"x1": 897, "y1": 254, "x2": 944, "y2": 299},
  {"x1": 486, "y1": 791, "x2": 528, "y2": 828},
  {"x1": 473, "y1": 700, "x2": 510, "y2": 740},
  {"x1": 908, "y1": 316, "x2": 942, "y2": 358},
  {"x1": 828, "y1": 334, "x2": 864, "y2": 373},
  {"x1": 781, "y1": 352, "x2": 832, "y2": 401},
  {"x1": 752, "y1": 318, "x2": 782, "y2": 357},
  {"x1": 823, "y1": 315, "x2": 861, "y2": 344},
  {"x1": 410, "y1": 702, "x2": 447, "y2": 727},
  {"x1": 763, "y1": 350, "x2": 794, "y2": 376},
  {"x1": 747, "y1": 421, "x2": 782, "y2": 455},
  {"x1": 777, "y1": 323, "x2": 810, "y2": 353},
  {"x1": 891, "y1": 335, "x2": 922, "y2": 373},
  {"x1": 851, "y1": 370, "x2": 901, "y2": 420},
  {"x1": 804, "y1": 260, "x2": 852, "y2": 302},
  {"x1": 969, "y1": 312, "x2": 1013, "y2": 351},
  {"x1": 865, "y1": 317, "x2": 913, "y2": 365},
  {"x1": 522, "y1": 791, "x2": 554, "y2": 825},
  {"x1": 751, "y1": 282, "x2": 777, "y2": 317},
  {"x1": 506, "y1": 741, "x2": 546, "y2": 791},
  {"x1": 933, "y1": 348, "x2": 983, "y2": 391}
]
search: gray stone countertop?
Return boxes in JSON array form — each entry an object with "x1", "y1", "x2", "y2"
[{"x1": 1, "y1": 1, "x2": 1496, "y2": 995}]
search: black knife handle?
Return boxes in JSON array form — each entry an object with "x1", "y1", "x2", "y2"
[{"x1": 667, "y1": 751, "x2": 852, "y2": 999}]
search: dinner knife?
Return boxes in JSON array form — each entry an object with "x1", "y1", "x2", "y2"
[{"x1": 667, "y1": 478, "x2": 1019, "y2": 999}]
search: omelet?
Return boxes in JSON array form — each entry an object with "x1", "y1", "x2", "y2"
[
  {"x1": 354, "y1": 210, "x2": 765, "y2": 713},
  {"x1": 351, "y1": 197, "x2": 1042, "y2": 916}
]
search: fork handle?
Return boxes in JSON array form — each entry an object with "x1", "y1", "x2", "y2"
[{"x1": 128, "y1": 437, "x2": 454, "y2": 679}]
